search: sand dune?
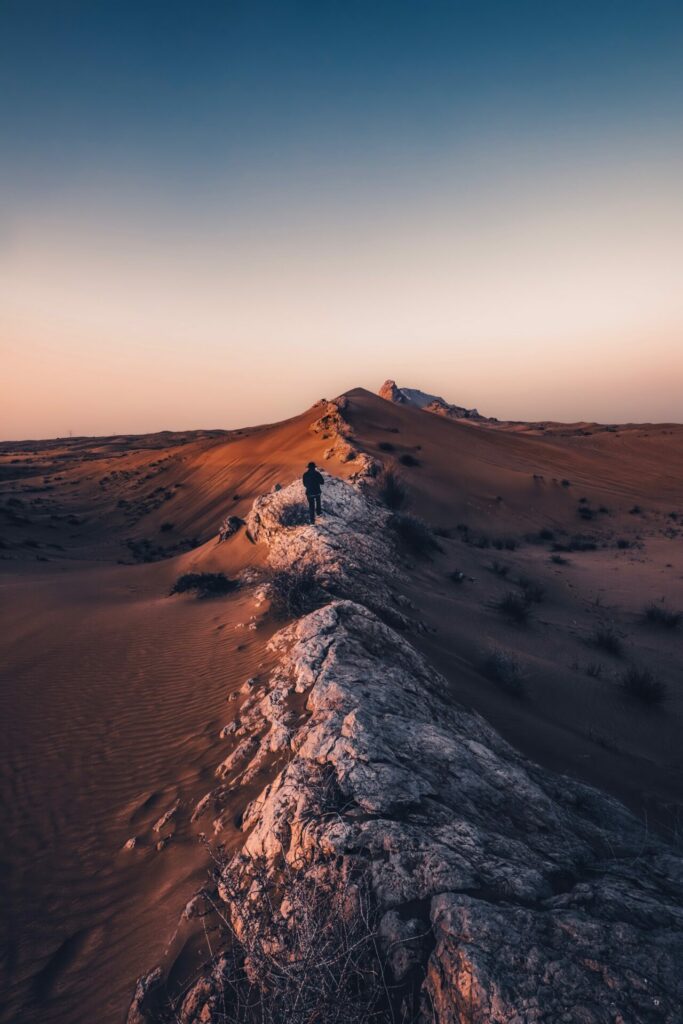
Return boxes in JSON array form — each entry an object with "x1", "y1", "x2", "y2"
[{"x1": 1, "y1": 388, "x2": 682, "y2": 1022}]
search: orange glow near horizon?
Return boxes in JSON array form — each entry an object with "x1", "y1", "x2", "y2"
[{"x1": 3, "y1": 157, "x2": 683, "y2": 438}]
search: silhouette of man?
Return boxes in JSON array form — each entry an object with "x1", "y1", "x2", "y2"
[{"x1": 302, "y1": 461, "x2": 324, "y2": 523}]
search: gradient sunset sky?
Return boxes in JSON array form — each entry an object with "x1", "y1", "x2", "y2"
[{"x1": 2, "y1": 0, "x2": 683, "y2": 438}]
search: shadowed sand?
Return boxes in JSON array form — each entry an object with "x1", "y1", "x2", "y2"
[{"x1": 1, "y1": 388, "x2": 682, "y2": 1022}]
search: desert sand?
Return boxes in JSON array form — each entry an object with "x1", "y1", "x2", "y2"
[{"x1": 1, "y1": 387, "x2": 682, "y2": 1023}]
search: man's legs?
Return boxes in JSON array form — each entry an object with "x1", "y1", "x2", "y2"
[
  {"x1": 307, "y1": 494, "x2": 316, "y2": 523},
  {"x1": 315, "y1": 494, "x2": 322, "y2": 516}
]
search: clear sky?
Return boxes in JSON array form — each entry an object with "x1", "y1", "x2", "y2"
[{"x1": 2, "y1": 0, "x2": 683, "y2": 438}]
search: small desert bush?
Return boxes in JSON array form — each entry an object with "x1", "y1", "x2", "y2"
[
  {"x1": 584, "y1": 662, "x2": 603, "y2": 678},
  {"x1": 553, "y1": 535, "x2": 597, "y2": 553},
  {"x1": 269, "y1": 565, "x2": 328, "y2": 618},
  {"x1": 620, "y1": 666, "x2": 668, "y2": 706},
  {"x1": 536, "y1": 527, "x2": 555, "y2": 542},
  {"x1": 643, "y1": 602, "x2": 681, "y2": 629},
  {"x1": 550, "y1": 553, "x2": 569, "y2": 565},
  {"x1": 491, "y1": 536, "x2": 518, "y2": 551},
  {"x1": 589, "y1": 622, "x2": 623, "y2": 656},
  {"x1": 489, "y1": 560, "x2": 509, "y2": 578},
  {"x1": 388, "y1": 512, "x2": 441, "y2": 557},
  {"x1": 194, "y1": 823, "x2": 410, "y2": 1024},
  {"x1": 483, "y1": 646, "x2": 525, "y2": 695},
  {"x1": 377, "y1": 441, "x2": 395, "y2": 452},
  {"x1": 160, "y1": 521, "x2": 174, "y2": 532},
  {"x1": 278, "y1": 501, "x2": 310, "y2": 527},
  {"x1": 517, "y1": 575, "x2": 545, "y2": 603},
  {"x1": 170, "y1": 572, "x2": 238, "y2": 599},
  {"x1": 375, "y1": 466, "x2": 407, "y2": 511},
  {"x1": 494, "y1": 591, "x2": 531, "y2": 624},
  {"x1": 398, "y1": 452, "x2": 420, "y2": 467}
]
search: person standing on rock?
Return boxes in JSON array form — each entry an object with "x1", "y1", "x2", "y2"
[{"x1": 303, "y1": 461, "x2": 324, "y2": 523}]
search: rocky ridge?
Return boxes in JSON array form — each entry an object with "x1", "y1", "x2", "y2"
[
  {"x1": 245, "y1": 474, "x2": 413, "y2": 628},
  {"x1": 379, "y1": 379, "x2": 489, "y2": 421},
  {"x1": 130, "y1": 476, "x2": 683, "y2": 1024},
  {"x1": 309, "y1": 395, "x2": 378, "y2": 475}
]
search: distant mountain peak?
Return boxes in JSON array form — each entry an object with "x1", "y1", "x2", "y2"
[{"x1": 378, "y1": 379, "x2": 487, "y2": 420}]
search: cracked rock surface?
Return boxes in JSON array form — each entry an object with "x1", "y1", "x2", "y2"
[
  {"x1": 131, "y1": 476, "x2": 683, "y2": 1024},
  {"x1": 217, "y1": 600, "x2": 683, "y2": 1023}
]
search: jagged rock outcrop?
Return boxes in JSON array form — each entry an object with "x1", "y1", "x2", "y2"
[
  {"x1": 379, "y1": 379, "x2": 487, "y2": 420},
  {"x1": 309, "y1": 396, "x2": 377, "y2": 477},
  {"x1": 131, "y1": 475, "x2": 683, "y2": 1023},
  {"x1": 179, "y1": 600, "x2": 683, "y2": 1022},
  {"x1": 218, "y1": 514, "x2": 244, "y2": 542}
]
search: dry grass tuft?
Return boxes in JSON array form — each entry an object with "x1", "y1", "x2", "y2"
[
  {"x1": 589, "y1": 622, "x2": 623, "y2": 657},
  {"x1": 620, "y1": 666, "x2": 668, "y2": 706},
  {"x1": 482, "y1": 646, "x2": 525, "y2": 696},
  {"x1": 375, "y1": 467, "x2": 408, "y2": 511},
  {"x1": 643, "y1": 602, "x2": 681, "y2": 629},
  {"x1": 170, "y1": 573, "x2": 238, "y2": 599},
  {"x1": 388, "y1": 513, "x2": 441, "y2": 557},
  {"x1": 494, "y1": 591, "x2": 531, "y2": 624},
  {"x1": 268, "y1": 565, "x2": 328, "y2": 619}
]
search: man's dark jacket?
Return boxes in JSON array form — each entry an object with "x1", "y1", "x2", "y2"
[{"x1": 303, "y1": 468, "x2": 324, "y2": 495}]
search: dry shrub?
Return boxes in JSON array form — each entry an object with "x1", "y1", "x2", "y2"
[
  {"x1": 170, "y1": 573, "x2": 238, "y2": 599},
  {"x1": 517, "y1": 576, "x2": 545, "y2": 603},
  {"x1": 643, "y1": 602, "x2": 681, "y2": 629},
  {"x1": 620, "y1": 666, "x2": 668, "y2": 706},
  {"x1": 388, "y1": 513, "x2": 441, "y2": 558},
  {"x1": 268, "y1": 565, "x2": 328, "y2": 618},
  {"x1": 195, "y1": 862, "x2": 398, "y2": 1023},
  {"x1": 494, "y1": 591, "x2": 531, "y2": 624},
  {"x1": 551, "y1": 554, "x2": 569, "y2": 565},
  {"x1": 278, "y1": 501, "x2": 310, "y2": 527},
  {"x1": 375, "y1": 467, "x2": 407, "y2": 511},
  {"x1": 176, "y1": 777, "x2": 423, "y2": 1024},
  {"x1": 483, "y1": 646, "x2": 525, "y2": 695},
  {"x1": 589, "y1": 622, "x2": 623, "y2": 656}
]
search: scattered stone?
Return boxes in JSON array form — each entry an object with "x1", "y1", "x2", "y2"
[
  {"x1": 218, "y1": 514, "x2": 244, "y2": 542},
  {"x1": 183, "y1": 892, "x2": 209, "y2": 920},
  {"x1": 215, "y1": 736, "x2": 259, "y2": 779},
  {"x1": 127, "y1": 966, "x2": 164, "y2": 1024},
  {"x1": 152, "y1": 799, "x2": 180, "y2": 833},
  {"x1": 191, "y1": 792, "x2": 212, "y2": 822}
]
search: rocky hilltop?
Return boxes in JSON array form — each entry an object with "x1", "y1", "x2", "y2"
[
  {"x1": 379, "y1": 379, "x2": 490, "y2": 420},
  {"x1": 130, "y1": 470, "x2": 683, "y2": 1024}
]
